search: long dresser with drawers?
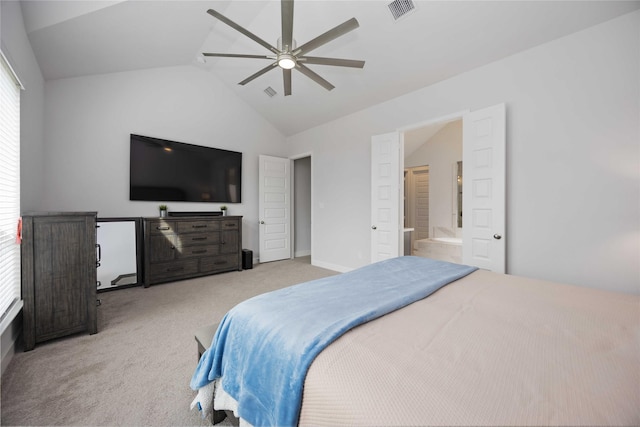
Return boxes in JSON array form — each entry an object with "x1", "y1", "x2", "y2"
[{"x1": 142, "y1": 216, "x2": 242, "y2": 286}]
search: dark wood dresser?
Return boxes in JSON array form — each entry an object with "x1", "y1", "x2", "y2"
[
  {"x1": 142, "y1": 216, "x2": 242, "y2": 286},
  {"x1": 21, "y1": 212, "x2": 98, "y2": 351}
]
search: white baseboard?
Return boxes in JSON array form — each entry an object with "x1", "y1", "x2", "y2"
[
  {"x1": 312, "y1": 260, "x2": 352, "y2": 273},
  {"x1": 1, "y1": 337, "x2": 17, "y2": 376},
  {"x1": 294, "y1": 250, "x2": 311, "y2": 257},
  {"x1": 1, "y1": 303, "x2": 22, "y2": 377},
  {"x1": 252, "y1": 256, "x2": 352, "y2": 274}
]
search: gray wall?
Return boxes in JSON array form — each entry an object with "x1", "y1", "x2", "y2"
[
  {"x1": 1, "y1": 0, "x2": 45, "y2": 212},
  {"x1": 0, "y1": 0, "x2": 46, "y2": 375},
  {"x1": 288, "y1": 11, "x2": 640, "y2": 294},
  {"x1": 41, "y1": 65, "x2": 288, "y2": 253}
]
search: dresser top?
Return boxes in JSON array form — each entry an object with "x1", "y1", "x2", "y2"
[
  {"x1": 22, "y1": 211, "x2": 97, "y2": 217},
  {"x1": 144, "y1": 215, "x2": 242, "y2": 220}
]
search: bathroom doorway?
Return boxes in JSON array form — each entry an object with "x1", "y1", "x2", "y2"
[
  {"x1": 371, "y1": 103, "x2": 505, "y2": 271},
  {"x1": 403, "y1": 118, "x2": 463, "y2": 260}
]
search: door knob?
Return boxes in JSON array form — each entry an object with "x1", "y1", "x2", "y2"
[
  {"x1": 371, "y1": 226, "x2": 377, "y2": 230},
  {"x1": 260, "y1": 221, "x2": 265, "y2": 224},
  {"x1": 493, "y1": 234, "x2": 502, "y2": 240}
]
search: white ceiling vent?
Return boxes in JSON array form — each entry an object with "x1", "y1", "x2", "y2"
[
  {"x1": 387, "y1": 0, "x2": 416, "y2": 21},
  {"x1": 264, "y1": 87, "x2": 277, "y2": 97}
]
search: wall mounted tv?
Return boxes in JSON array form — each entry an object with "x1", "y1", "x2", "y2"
[{"x1": 129, "y1": 134, "x2": 241, "y2": 203}]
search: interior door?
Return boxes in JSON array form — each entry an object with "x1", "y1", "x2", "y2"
[
  {"x1": 371, "y1": 132, "x2": 401, "y2": 263},
  {"x1": 462, "y1": 103, "x2": 506, "y2": 272},
  {"x1": 259, "y1": 155, "x2": 291, "y2": 263}
]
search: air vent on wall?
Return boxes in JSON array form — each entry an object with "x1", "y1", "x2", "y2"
[
  {"x1": 264, "y1": 87, "x2": 277, "y2": 97},
  {"x1": 388, "y1": 0, "x2": 416, "y2": 21}
]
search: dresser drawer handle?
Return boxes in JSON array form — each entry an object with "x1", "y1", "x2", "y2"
[
  {"x1": 192, "y1": 237, "x2": 207, "y2": 241},
  {"x1": 192, "y1": 249, "x2": 207, "y2": 254},
  {"x1": 156, "y1": 226, "x2": 171, "y2": 231},
  {"x1": 225, "y1": 223, "x2": 236, "y2": 227},
  {"x1": 214, "y1": 260, "x2": 228, "y2": 265},
  {"x1": 192, "y1": 225, "x2": 207, "y2": 229},
  {"x1": 166, "y1": 266, "x2": 184, "y2": 272}
]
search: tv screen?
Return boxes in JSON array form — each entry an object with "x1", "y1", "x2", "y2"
[{"x1": 129, "y1": 134, "x2": 241, "y2": 203}]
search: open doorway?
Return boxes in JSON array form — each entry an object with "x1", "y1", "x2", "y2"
[
  {"x1": 293, "y1": 156, "x2": 311, "y2": 263},
  {"x1": 371, "y1": 104, "x2": 505, "y2": 271},
  {"x1": 403, "y1": 118, "x2": 463, "y2": 262}
]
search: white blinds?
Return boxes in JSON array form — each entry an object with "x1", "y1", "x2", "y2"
[{"x1": 0, "y1": 50, "x2": 22, "y2": 321}]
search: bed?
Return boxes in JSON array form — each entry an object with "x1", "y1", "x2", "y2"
[{"x1": 191, "y1": 256, "x2": 640, "y2": 427}]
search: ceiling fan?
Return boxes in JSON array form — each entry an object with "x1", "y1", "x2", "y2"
[{"x1": 202, "y1": 0, "x2": 365, "y2": 96}]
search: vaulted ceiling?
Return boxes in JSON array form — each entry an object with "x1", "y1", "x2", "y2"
[{"x1": 20, "y1": 0, "x2": 640, "y2": 135}]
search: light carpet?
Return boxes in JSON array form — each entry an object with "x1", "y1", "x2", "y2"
[{"x1": 1, "y1": 257, "x2": 336, "y2": 426}]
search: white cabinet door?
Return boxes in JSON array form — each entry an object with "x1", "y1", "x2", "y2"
[
  {"x1": 259, "y1": 155, "x2": 291, "y2": 263},
  {"x1": 462, "y1": 104, "x2": 506, "y2": 272},
  {"x1": 371, "y1": 132, "x2": 401, "y2": 263}
]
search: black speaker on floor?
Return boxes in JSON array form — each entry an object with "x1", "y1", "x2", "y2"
[{"x1": 242, "y1": 249, "x2": 253, "y2": 269}]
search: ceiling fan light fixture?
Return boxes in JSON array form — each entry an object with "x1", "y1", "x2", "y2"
[
  {"x1": 278, "y1": 53, "x2": 296, "y2": 69},
  {"x1": 204, "y1": 2, "x2": 364, "y2": 94}
]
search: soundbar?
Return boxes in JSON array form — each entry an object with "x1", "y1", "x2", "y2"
[{"x1": 168, "y1": 211, "x2": 223, "y2": 217}]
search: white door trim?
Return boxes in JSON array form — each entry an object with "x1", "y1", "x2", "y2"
[{"x1": 398, "y1": 110, "x2": 470, "y2": 133}]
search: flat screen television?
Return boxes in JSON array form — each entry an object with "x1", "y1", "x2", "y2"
[{"x1": 129, "y1": 134, "x2": 242, "y2": 203}]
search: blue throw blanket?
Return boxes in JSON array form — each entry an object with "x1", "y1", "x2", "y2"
[{"x1": 190, "y1": 256, "x2": 477, "y2": 427}]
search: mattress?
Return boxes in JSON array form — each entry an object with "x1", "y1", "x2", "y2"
[
  {"x1": 298, "y1": 269, "x2": 640, "y2": 426},
  {"x1": 194, "y1": 257, "x2": 476, "y2": 426}
]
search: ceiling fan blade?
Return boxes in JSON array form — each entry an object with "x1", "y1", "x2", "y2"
[
  {"x1": 239, "y1": 62, "x2": 279, "y2": 86},
  {"x1": 294, "y1": 18, "x2": 359, "y2": 56},
  {"x1": 296, "y1": 63, "x2": 334, "y2": 91},
  {"x1": 299, "y1": 56, "x2": 365, "y2": 68},
  {"x1": 283, "y1": 68, "x2": 292, "y2": 96},
  {"x1": 207, "y1": 9, "x2": 279, "y2": 55},
  {"x1": 281, "y1": 0, "x2": 294, "y2": 51},
  {"x1": 203, "y1": 53, "x2": 274, "y2": 60}
]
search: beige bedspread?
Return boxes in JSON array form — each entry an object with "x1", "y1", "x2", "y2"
[{"x1": 299, "y1": 269, "x2": 640, "y2": 426}]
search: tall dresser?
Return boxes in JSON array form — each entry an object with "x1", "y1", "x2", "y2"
[{"x1": 21, "y1": 212, "x2": 98, "y2": 351}]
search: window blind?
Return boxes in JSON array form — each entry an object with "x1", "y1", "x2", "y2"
[{"x1": 0, "y1": 50, "x2": 23, "y2": 323}]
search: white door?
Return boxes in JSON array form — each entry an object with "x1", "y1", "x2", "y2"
[
  {"x1": 371, "y1": 132, "x2": 401, "y2": 263},
  {"x1": 259, "y1": 155, "x2": 291, "y2": 263},
  {"x1": 462, "y1": 103, "x2": 506, "y2": 272}
]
